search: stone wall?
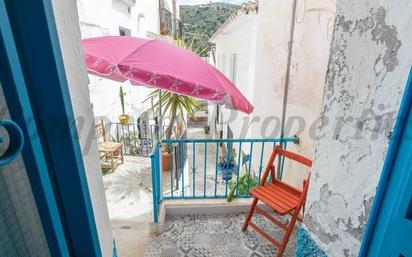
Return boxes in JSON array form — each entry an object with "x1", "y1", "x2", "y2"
[{"x1": 301, "y1": 0, "x2": 412, "y2": 256}]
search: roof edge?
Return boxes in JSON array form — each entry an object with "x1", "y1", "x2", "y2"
[{"x1": 209, "y1": 0, "x2": 259, "y2": 42}]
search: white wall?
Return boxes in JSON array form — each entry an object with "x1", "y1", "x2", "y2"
[
  {"x1": 211, "y1": 0, "x2": 336, "y2": 187},
  {"x1": 77, "y1": 0, "x2": 165, "y2": 124},
  {"x1": 52, "y1": 1, "x2": 113, "y2": 256},
  {"x1": 304, "y1": 0, "x2": 412, "y2": 256},
  {"x1": 211, "y1": 13, "x2": 258, "y2": 140},
  {"x1": 283, "y1": 0, "x2": 336, "y2": 185}
]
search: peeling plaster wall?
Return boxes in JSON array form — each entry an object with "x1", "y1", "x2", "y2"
[{"x1": 304, "y1": 1, "x2": 412, "y2": 256}]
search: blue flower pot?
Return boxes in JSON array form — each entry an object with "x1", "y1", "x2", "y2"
[{"x1": 217, "y1": 162, "x2": 237, "y2": 181}]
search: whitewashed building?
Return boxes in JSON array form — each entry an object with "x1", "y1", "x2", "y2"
[
  {"x1": 209, "y1": 1, "x2": 259, "y2": 139},
  {"x1": 77, "y1": 0, "x2": 179, "y2": 123},
  {"x1": 210, "y1": 0, "x2": 336, "y2": 186}
]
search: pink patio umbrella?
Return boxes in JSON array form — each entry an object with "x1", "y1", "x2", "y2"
[{"x1": 82, "y1": 36, "x2": 253, "y2": 114}]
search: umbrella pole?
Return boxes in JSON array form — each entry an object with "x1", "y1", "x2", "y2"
[{"x1": 158, "y1": 89, "x2": 162, "y2": 141}]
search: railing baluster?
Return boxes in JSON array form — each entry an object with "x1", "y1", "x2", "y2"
[
  {"x1": 192, "y1": 142, "x2": 196, "y2": 198},
  {"x1": 157, "y1": 145, "x2": 162, "y2": 202},
  {"x1": 127, "y1": 124, "x2": 131, "y2": 155},
  {"x1": 170, "y1": 143, "x2": 173, "y2": 198},
  {"x1": 246, "y1": 142, "x2": 254, "y2": 195},
  {"x1": 181, "y1": 141, "x2": 184, "y2": 198},
  {"x1": 235, "y1": 142, "x2": 242, "y2": 197},
  {"x1": 279, "y1": 142, "x2": 288, "y2": 180},
  {"x1": 150, "y1": 142, "x2": 160, "y2": 223},
  {"x1": 269, "y1": 143, "x2": 275, "y2": 183},
  {"x1": 133, "y1": 124, "x2": 137, "y2": 155},
  {"x1": 204, "y1": 142, "x2": 207, "y2": 198},
  {"x1": 121, "y1": 123, "x2": 125, "y2": 153},
  {"x1": 258, "y1": 142, "x2": 265, "y2": 185},
  {"x1": 116, "y1": 123, "x2": 120, "y2": 146},
  {"x1": 214, "y1": 142, "x2": 218, "y2": 197}
]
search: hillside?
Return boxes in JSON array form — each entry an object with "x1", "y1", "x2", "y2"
[{"x1": 180, "y1": 2, "x2": 240, "y2": 56}]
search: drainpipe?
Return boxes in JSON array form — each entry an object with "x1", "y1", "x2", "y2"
[{"x1": 278, "y1": 0, "x2": 298, "y2": 173}]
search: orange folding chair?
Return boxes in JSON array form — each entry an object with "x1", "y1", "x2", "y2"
[{"x1": 242, "y1": 146, "x2": 312, "y2": 257}]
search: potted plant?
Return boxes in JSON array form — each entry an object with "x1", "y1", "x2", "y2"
[
  {"x1": 150, "y1": 89, "x2": 199, "y2": 171},
  {"x1": 227, "y1": 172, "x2": 259, "y2": 202},
  {"x1": 118, "y1": 86, "x2": 129, "y2": 125},
  {"x1": 217, "y1": 148, "x2": 237, "y2": 181}
]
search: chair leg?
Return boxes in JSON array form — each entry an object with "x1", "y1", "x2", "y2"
[
  {"x1": 242, "y1": 197, "x2": 258, "y2": 232},
  {"x1": 277, "y1": 210, "x2": 300, "y2": 257}
]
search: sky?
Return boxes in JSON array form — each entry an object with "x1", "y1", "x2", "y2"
[{"x1": 178, "y1": 0, "x2": 244, "y2": 5}]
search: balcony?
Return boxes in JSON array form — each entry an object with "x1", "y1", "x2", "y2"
[{"x1": 133, "y1": 135, "x2": 300, "y2": 256}]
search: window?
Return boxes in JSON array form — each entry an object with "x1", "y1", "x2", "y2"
[
  {"x1": 230, "y1": 53, "x2": 237, "y2": 84},
  {"x1": 119, "y1": 27, "x2": 131, "y2": 36},
  {"x1": 159, "y1": 8, "x2": 172, "y2": 35}
]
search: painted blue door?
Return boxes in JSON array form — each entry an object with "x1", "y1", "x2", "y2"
[
  {"x1": 0, "y1": 0, "x2": 103, "y2": 256},
  {"x1": 372, "y1": 118, "x2": 412, "y2": 256},
  {"x1": 360, "y1": 68, "x2": 412, "y2": 256}
]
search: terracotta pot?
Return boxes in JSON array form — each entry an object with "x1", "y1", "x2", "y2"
[
  {"x1": 118, "y1": 114, "x2": 129, "y2": 125},
  {"x1": 161, "y1": 152, "x2": 171, "y2": 172}
]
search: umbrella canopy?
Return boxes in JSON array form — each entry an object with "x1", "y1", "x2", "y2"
[{"x1": 82, "y1": 36, "x2": 253, "y2": 114}]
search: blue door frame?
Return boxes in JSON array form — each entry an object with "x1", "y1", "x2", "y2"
[
  {"x1": 0, "y1": 0, "x2": 102, "y2": 256},
  {"x1": 359, "y1": 67, "x2": 412, "y2": 256}
]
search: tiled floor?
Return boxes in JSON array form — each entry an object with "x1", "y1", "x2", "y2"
[{"x1": 144, "y1": 213, "x2": 298, "y2": 257}]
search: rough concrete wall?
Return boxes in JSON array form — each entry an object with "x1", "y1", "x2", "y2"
[
  {"x1": 304, "y1": 1, "x2": 412, "y2": 256},
  {"x1": 51, "y1": 1, "x2": 113, "y2": 256}
]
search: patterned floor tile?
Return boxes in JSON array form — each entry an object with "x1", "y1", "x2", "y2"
[{"x1": 144, "y1": 213, "x2": 298, "y2": 257}]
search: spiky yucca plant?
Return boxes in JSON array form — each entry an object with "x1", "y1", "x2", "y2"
[{"x1": 149, "y1": 90, "x2": 199, "y2": 140}]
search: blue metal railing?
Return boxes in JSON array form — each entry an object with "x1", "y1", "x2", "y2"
[
  {"x1": 150, "y1": 137, "x2": 298, "y2": 222},
  {"x1": 109, "y1": 122, "x2": 174, "y2": 156}
]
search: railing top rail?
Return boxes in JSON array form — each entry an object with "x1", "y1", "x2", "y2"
[{"x1": 162, "y1": 137, "x2": 298, "y2": 144}]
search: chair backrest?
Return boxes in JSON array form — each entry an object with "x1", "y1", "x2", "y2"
[
  {"x1": 95, "y1": 119, "x2": 106, "y2": 143},
  {"x1": 260, "y1": 146, "x2": 312, "y2": 190}
]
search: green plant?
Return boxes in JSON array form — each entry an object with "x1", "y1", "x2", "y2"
[
  {"x1": 111, "y1": 131, "x2": 139, "y2": 154},
  {"x1": 149, "y1": 90, "x2": 199, "y2": 140},
  {"x1": 119, "y1": 86, "x2": 126, "y2": 115},
  {"x1": 101, "y1": 167, "x2": 111, "y2": 175},
  {"x1": 226, "y1": 160, "x2": 260, "y2": 202},
  {"x1": 179, "y1": 3, "x2": 240, "y2": 56}
]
